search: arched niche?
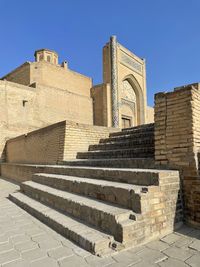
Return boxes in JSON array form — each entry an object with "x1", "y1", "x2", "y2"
[{"x1": 120, "y1": 74, "x2": 145, "y2": 127}]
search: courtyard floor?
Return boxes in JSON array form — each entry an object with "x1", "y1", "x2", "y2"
[{"x1": 0, "y1": 177, "x2": 200, "y2": 267}]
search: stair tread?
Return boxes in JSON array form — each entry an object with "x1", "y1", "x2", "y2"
[
  {"x1": 23, "y1": 181, "x2": 133, "y2": 217},
  {"x1": 101, "y1": 133, "x2": 154, "y2": 142},
  {"x1": 84, "y1": 147, "x2": 154, "y2": 153},
  {"x1": 121, "y1": 123, "x2": 154, "y2": 132},
  {"x1": 34, "y1": 173, "x2": 146, "y2": 193},
  {"x1": 3, "y1": 163, "x2": 174, "y2": 174},
  {"x1": 9, "y1": 192, "x2": 114, "y2": 254}
]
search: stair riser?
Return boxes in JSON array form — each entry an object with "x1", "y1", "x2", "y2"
[
  {"x1": 110, "y1": 128, "x2": 154, "y2": 137},
  {"x1": 100, "y1": 133, "x2": 154, "y2": 144},
  {"x1": 32, "y1": 175, "x2": 142, "y2": 212},
  {"x1": 59, "y1": 159, "x2": 156, "y2": 169},
  {"x1": 41, "y1": 167, "x2": 159, "y2": 186},
  {"x1": 9, "y1": 194, "x2": 111, "y2": 255},
  {"x1": 89, "y1": 142, "x2": 154, "y2": 151},
  {"x1": 21, "y1": 183, "x2": 130, "y2": 240},
  {"x1": 77, "y1": 151, "x2": 154, "y2": 160},
  {"x1": 121, "y1": 123, "x2": 154, "y2": 132}
]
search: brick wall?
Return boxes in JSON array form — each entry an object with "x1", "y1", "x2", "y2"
[
  {"x1": 154, "y1": 83, "x2": 200, "y2": 226},
  {"x1": 4, "y1": 120, "x2": 118, "y2": 165},
  {"x1": 64, "y1": 121, "x2": 118, "y2": 159},
  {"x1": 5, "y1": 121, "x2": 66, "y2": 164}
]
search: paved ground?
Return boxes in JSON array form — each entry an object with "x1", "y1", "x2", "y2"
[{"x1": 0, "y1": 178, "x2": 200, "y2": 267}]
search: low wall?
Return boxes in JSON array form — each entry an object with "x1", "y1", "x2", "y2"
[
  {"x1": 5, "y1": 121, "x2": 66, "y2": 165},
  {"x1": 4, "y1": 120, "x2": 118, "y2": 165}
]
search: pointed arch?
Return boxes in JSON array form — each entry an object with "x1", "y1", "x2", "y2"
[{"x1": 121, "y1": 74, "x2": 145, "y2": 124}]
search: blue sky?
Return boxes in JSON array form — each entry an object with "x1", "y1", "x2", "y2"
[{"x1": 0, "y1": 0, "x2": 200, "y2": 106}]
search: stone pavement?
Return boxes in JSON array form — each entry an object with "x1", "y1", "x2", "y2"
[{"x1": 0, "y1": 177, "x2": 200, "y2": 267}]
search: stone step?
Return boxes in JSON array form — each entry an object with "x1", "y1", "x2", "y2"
[
  {"x1": 121, "y1": 123, "x2": 154, "y2": 132},
  {"x1": 9, "y1": 192, "x2": 115, "y2": 256},
  {"x1": 100, "y1": 132, "x2": 154, "y2": 144},
  {"x1": 59, "y1": 158, "x2": 156, "y2": 169},
  {"x1": 2, "y1": 163, "x2": 171, "y2": 186},
  {"x1": 77, "y1": 147, "x2": 154, "y2": 159},
  {"x1": 89, "y1": 139, "x2": 154, "y2": 151},
  {"x1": 109, "y1": 124, "x2": 154, "y2": 138},
  {"x1": 32, "y1": 173, "x2": 148, "y2": 212},
  {"x1": 21, "y1": 181, "x2": 136, "y2": 242}
]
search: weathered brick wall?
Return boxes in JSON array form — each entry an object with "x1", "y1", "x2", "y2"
[
  {"x1": 5, "y1": 121, "x2": 66, "y2": 164},
  {"x1": 64, "y1": 121, "x2": 118, "y2": 159},
  {"x1": 4, "y1": 120, "x2": 118, "y2": 165},
  {"x1": 155, "y1": 83, "x2": 200, "y2": 226}
]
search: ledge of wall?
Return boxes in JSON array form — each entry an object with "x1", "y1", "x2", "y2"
[{"x1": 4, "y1": 120, "x2": 118, "y2": 165}]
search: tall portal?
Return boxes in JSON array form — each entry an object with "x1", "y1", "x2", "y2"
[{"x1": 103, "y1": 36, "x2": 147, "y2": 128}]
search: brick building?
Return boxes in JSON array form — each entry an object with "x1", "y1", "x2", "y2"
[{"x1": 0, "y1": 36, "x2": 153, "y2": 160}]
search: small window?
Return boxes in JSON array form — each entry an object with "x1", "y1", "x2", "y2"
[
  {"x1": 47, "y1": 55, "x2": 51, "y2": 62},
  {"x1": 39, "y1": 55, "x2": 43, "y2": 61}
]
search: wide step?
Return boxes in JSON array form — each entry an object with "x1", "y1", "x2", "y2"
[
  {"x1": 89, "y1": 139, "x2": 154, "y2": 151},
  {"x1": 9, "y1": 192, "x2": 114, "y2": 256},
  {"x1": 100, "y1": 132, "x2": 154, "y2": 144},
  {"x1": 42, "y1": 166, "x2": 162, "y2": 186},
  {"x1": 21, "y1": 181, "x2": 135, "y2": 241},
  {"x1": 33, "y1": 173, "x2": 147, "y2": 211},
  {"x1": 59, "y1": 158, "x2": 156, "y2": 169},
  {"x1": 77, "y1": 147, "x2": 154, "y2": 159},
  {"x1": 109, "y1": 123, "x2": 154, "y2": 137}
]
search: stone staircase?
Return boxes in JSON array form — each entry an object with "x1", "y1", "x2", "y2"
[
  {"x1": 8, "y1": 123, "x2": 183, "y2": 256},
  {"x1": 76, "y1": 123, "x2": 154, "y2": 159}
]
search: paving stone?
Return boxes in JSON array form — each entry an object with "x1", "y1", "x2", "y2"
[
  {"x1": 22, "y1": 247, "x2": 47, "y2": 262},
  {"x1": 174, "y1": 237, "x2": 193, "y2": 248},
  {"x1": 175, "y1": 225, "x2": 195, "y2": 236},
  {"x1": 126, "y1": 245, "x2": 146, "y2": 254},
  {"x1": 185, "y1": 254, "x2": 200, "y2": 267},
  {"x1": 73, "y1": 247, "x2": 92, "y2": 258},
  {"x1": 85, "y1": 255, "x2": 116, "y2": 266},
  {"x1": 0, "y1": 249, "x2": 21, "y2": 265},
  {"x1": 48, "y1": 246, "x2": 74, "y2": 260},
  {"x1": 189, "y1": 240, "x2": 200, "y2": 251},
  {"x1": 113, "y1": 250, "x2": 141, "y2": 266},
  {"x1": 2, "y1": 259, "x2": 30, "y2": 267},
  {"x1": 186, "y1": 229, "x2": 200, "y2": 239},
  {"x1": 37, "y1": 239, "x2": 62, "y2": 251},
  {"x1": 136, "y1": 247, "x2": 167, "y2": 264},
  {"x1": 163, "y1": 247, "x2": 193, "y2": 261},
  {"x1": 32, "y1": 233, "x2": 53, "y2": 243},
  {"x1": 0, "y1": 242, "x2": 13, "y2": 254},
  {"x1": 146, "y1": 240, "x2": 170, "y2": 251},
  {"x1": 59, "y1": 255, "x2": 88, "y2": 267},
  {"x1": 132, "y1": 261, "x2": 157, "y2": 267},
  {"x1": 158, "y1": 257, "x2": 189, "y2": 267},
  {"x1": 25, "y1": 227, "x2": 44, "y2": 237},
  {"x1": 30, "y1": 257, "x2": 58, "y2": 267},
  {"x1": 161, "y1": 233, "x2": 181, "y2": 245},
  {"x1": 11, "y1": 234, "x2": 30, "y2": 245},
  {"x1": 15, "y1": 240, "x2": 38, "y2": 252},
  {"x1": 0, "y1": 234, "x2": 9, "y2": 244}
]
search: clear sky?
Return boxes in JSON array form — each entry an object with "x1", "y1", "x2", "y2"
[{"x1": 1, "y1": 0, "x2": 200, "y2": 106}]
